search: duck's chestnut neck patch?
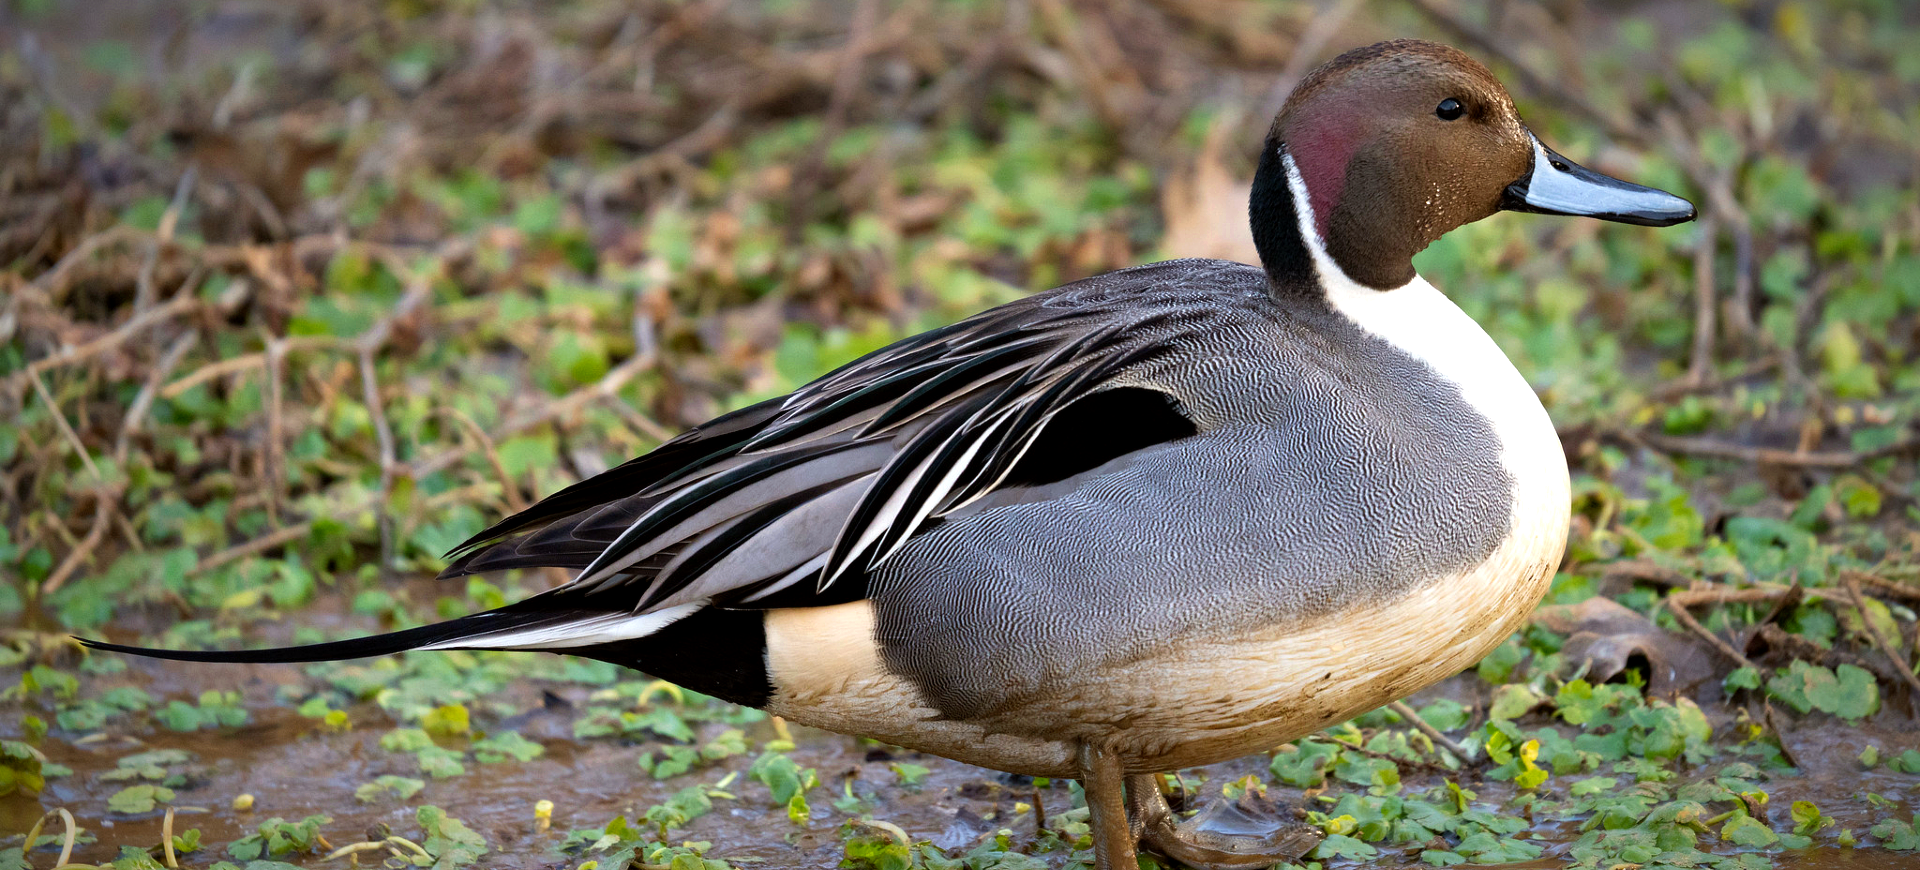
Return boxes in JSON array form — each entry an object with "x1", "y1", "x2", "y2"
[{"x1": 1284, "y1": 109, "x2": 1363, "y2": 243}]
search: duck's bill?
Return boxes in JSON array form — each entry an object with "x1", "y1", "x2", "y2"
[{"x1": 1501, "y1": 134, "x2": 1696, "y2": 227}]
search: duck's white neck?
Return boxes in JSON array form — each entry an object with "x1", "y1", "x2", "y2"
[{"x1": 1281, "y1": 150, "x2": 1570, "y2": 558}]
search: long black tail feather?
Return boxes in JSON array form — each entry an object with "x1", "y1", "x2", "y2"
[{"x1": 75, "y1": 609, "x2": 558, "y2": 664}]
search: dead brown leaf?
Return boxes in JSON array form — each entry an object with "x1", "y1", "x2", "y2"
[
  {"x1": 1535, "y1": 597, "x2": 1720, "y2": 695},
  {"x1": 1159, "y1": 116, "x2": 1256, "y2": 265}
]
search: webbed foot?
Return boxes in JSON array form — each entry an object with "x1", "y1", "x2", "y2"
[{"x1": 1126, "y1": 775, "x2": 1323, "y2": 870}]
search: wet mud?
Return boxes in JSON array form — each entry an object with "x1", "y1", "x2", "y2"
[{"x1": 6, "y1": 640, "x2": 1917, "y2": 868}]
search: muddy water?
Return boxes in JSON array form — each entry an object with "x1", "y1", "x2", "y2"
[{"x1": 6, "y1": 644, "x2": 1919, "y2": 868}]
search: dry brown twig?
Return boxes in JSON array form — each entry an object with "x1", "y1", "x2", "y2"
[
  {"x1": 1654, "y1": 89, "x2": 1759, "y2": 344},
  {"x1": 1637, "y1": 432, "x2": 1919, "y2": 469},
  {"x1": 27, "y1": 224, "x2": 151, "y2": 300},
  {"x1": 1386, "y1": 699, "x2": 1478, "y2": 765},
  {"x1": 360, "y1": 342, "x2": 400, "y2": 569},
  {"x1": 1853, "y1": 573, "x2": 1920, "y2": 604},
  {"x1": 10, "y1": 289, "x2": 199, "y2": 389},
  {"x1": 785, "y1": 0, "x2": 881, "y2": 241},
  {"x1": 1651, "y1": 357, "x2": 1780, "y2": 402},
  {"x1": 161, "y1": 335, "x2": 350, "y2": 399},
  {"x1": 27, "y1": 354, "x2": 124, "y2": 591},
  {"x1": 115, "y1": 332, "x2": 200, "y2": 464},
  {"x1": 502, "y1": 343, "x2": 658, "y2": 435},
  {"x1": 1761, "y1": 701, "x2": 1804, "y2": 769},
  {"x1": 41, "y1": 496, "x2": 114, "y2": 597},
  {"x1": 446, "y1": 407, "x2": 529, "y2": 514},
  {"x1": 1841, "y1": 572, "x2": 1920, "y2": 713},
  {"x1": 135, "y1": 165, "x2": 198, "y2": 313},
  {"x1": 1661, "y1": 583, "x2": 1794, "y2": 673},
  {"x1": 185, "y1": 327, "x2": 660, "y2": 578},
  {"x1": 25, "y1": 366, "x2": 101, "y2": 483},
  {"x1": 1601, "y1": 559, "x2": 1693, "y2": 590},
  {"x1": 1750, "y1": 622, "x2": 1909, "y2": 689},
  {"x1": 355, "y1": 249, "x2": 453, "y2": 570}
]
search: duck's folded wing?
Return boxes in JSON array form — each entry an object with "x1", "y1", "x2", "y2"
[
  {"x1": 80, "y1": 264, "x2": 1243, "y2": 669},
  {"x1": 442, "y1": 288, "x2": 1194, "y2": 619}
]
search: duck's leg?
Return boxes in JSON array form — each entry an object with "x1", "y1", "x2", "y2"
[
  {"x1": 1077, "y1": 742, "x2": 1138, "y2": 870},
  {"x1": 1125, "y1": 774, "x2": 1323, "y2": 870}
]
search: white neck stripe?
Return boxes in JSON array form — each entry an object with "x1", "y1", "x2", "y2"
[{"x1": 1280, "y1": 148, "x2": 1385, "y2": 297}]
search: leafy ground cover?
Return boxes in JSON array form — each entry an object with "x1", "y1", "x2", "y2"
[{"x1": 3, "y1": 0, "x2": 1918, "y2": 867}]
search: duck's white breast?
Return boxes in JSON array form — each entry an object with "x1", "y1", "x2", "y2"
[{"x1": 1320, "y1": 270, "x2": 1572, "y2": 595}]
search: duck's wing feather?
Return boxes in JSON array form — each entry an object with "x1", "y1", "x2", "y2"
[
  {"x1": 79, "y1": 261, "x2": 1247, "y2": 673},
  {"x1": 441, "y1": 273, "x2": 1199, "y2": 618}
]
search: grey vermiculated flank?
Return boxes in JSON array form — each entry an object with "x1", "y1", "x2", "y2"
[{"x1": 868, "y1": 258, "x2": 1513, "y2": 721}]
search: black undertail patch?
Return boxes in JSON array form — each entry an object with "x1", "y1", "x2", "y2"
[{"x1": 572, "y1": 606, "x2": 774, "y2": 708}]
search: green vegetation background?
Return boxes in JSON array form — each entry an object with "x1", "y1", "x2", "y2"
[{"x1": 2, "y1": 0, "x2": 1918, "y2": 868}]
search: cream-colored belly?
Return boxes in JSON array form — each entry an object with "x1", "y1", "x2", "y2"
[
  {"x1": 762, "y1": 483, "x2": 1566, "y2": 778},
  {"x1": 764, "y1": 603, "x2": 1079, "y2": 775}
]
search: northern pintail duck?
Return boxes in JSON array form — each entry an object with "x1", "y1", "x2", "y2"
[{"x1": 91, "y1": 39, "x2": 1694, "y2": 870}]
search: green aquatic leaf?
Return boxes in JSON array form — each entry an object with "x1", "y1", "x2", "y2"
[
  {"x1": 1721, "y1": 813, "x2": 1778, "y2": 848},
  {"x1": 843, "y1": 830, "x2": 913, "y2": 870},
  {"x1": 1416, "y1": 699, "x2": 1470, "y2": 732},
  {"x1": 417, "y1": 746, "x2": 467, "y2": 779},
  {"x1": 891, "y1": 762, "x2": 931, "y2": 787},
  {"x1": 354, "y1": 775, "x2": 426, "y2": 803},
  {"x1": 1489, "y1": 684, "x2": 1546, "y2": 722},
  {"x1": 1871, "y1": 815, "x2": 1920, "y2": 850},
  {"x1": 1570, "y1": 776, "x2": 1618, "y2": 797},
  {"x1": 107, "y1": 783, "x2": 174, "y2": 814},
  {"x1": 473, "y1": 730, "x2": 544, "y2": 763},
  {"x1": 640, "y1": 744, "x2": 699, "y2": 780},
  {"x1": 749, "y1": 752, "x2": 815, "y2": 807},
  {"x1": 0, "y1": 741, "x2": 46, "y2": 797},
  {"x1": 1453, "y1": 831, "x2": 1542, "y2": 863},
  {"x1": 227, "y1": 815, "x2": 331, "y2": 861},
  {"x1": 1270, "y1": 741, "x2": 1339, "y2": 787},
  {"x1": 1804, "y1": 663, "x2": 1880, "y2": 721},
  {"x1": 701, "y1": 729, "x2": 749, "y2": 761},
  {"x1": 418, "y1": 805, "x2": 488, "y2": 867},
  {"x1": 1332, "y1": 753, "x2": 1398, "y2": 790},
  {"x1": 421, "y1": 704, "x2": 471, "y2": 737},
  {"x1": 380, "y1": 728, "x2": 436, "y2": 752},
  {"x1": 1308, "y1": 834, "x2": 1378, "y2": 861},
  {"x1": 643, "y1": 785, "x2": 715, "y2": 834},
  {"x1": 1790, "y1": 800, "x2": 1833, "y2": 835}
]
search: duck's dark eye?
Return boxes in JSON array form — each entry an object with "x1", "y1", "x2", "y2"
[{"x1": 1436, "y1": 98, "x2": 1464, "y2": 121}]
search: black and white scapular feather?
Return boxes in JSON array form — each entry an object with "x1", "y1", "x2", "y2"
[{"x1": 82, "y1": 262, "x2": 1243, "y2": 699}]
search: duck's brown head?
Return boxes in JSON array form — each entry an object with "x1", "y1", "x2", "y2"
[{"x1": 1250, "y1": 39, "x2": 1694, "y2": 292}]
